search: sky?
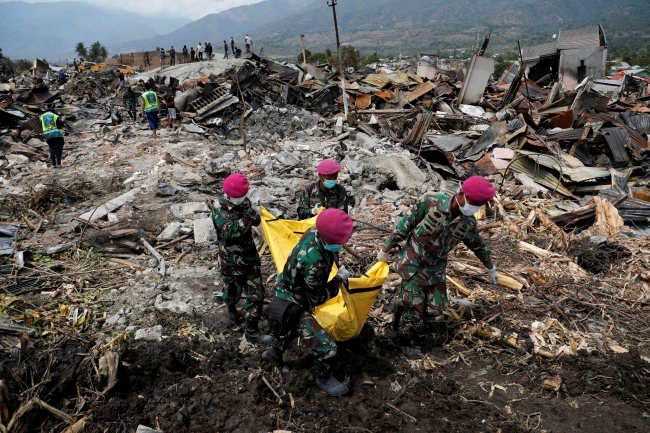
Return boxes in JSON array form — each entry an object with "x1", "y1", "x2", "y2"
[{"x1": 0, "y1": 0, "x2": 265, "y2": 19}]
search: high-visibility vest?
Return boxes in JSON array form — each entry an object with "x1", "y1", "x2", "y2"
[
  {"x1": 142, "y1": 91, "x2": 158, "y2": 112},
  {"x1": 41, "y1": 112, "x2": 63, "y2": 140}
]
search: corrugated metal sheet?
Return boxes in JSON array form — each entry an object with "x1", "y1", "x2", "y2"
[
  {"x1": 405, "y1": 81, "x2": 435, "y2": 102},
  {"x1": 602, "y1": 127, "x2": 630, "y2": 164},
  {"x1": 363, "y1": 73, "x2": 391, "y2": 88},
  {"x1": 549, "y1": 110, "x2": 574, "y2": 129},
  {"x1": 558, "y1": 25, "x2": 604, "y2": 50},
  {"x1": 522, "y1": 42, "x2": 558, "y2": 61},
  {"x1": 551, "y1": 128, "x2": 592, "y2": 141},
  {"x1": 622, "y1": 111, "x2": 650, "y2": 134},
  {"x1": 510, "y1": 157, "x2": 573, "y2": 196},
  {"x1": 562, "y1": 167, "x2": 611, "y2": 182}
]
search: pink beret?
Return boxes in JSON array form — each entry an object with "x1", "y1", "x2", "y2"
[
  {"x1": 316, "y1": 209, "x2": 353, "y2": 245},
  {"x1": 462, "y1": 176, "x2": 496, "y2": 203},
  {"x1": 223, "y1": 173, "x2": 249, "y2": 198},
  {"x1": 317, "y1": 159, "x2": 341, "y2": 175}
]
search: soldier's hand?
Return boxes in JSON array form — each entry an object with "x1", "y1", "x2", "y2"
[
  {"x1": 336, "y1": 266, "x2": 350, "y2": 282},
  {"x1": 311, "y1": 204, "x2": 320, "y2": 216},
  {"x1": 487, "y1": 266, "x2": 498, "y2": 284},
  {"x1": 239, "y1": 216, "x2": 253, "y2": 229},
  {"x1": 377, "y1": 249, "x2": 389, "y2": 263}
]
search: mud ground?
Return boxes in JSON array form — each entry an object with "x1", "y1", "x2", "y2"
[{"x1": 1, "y1": 305, "x2": 648, "y2": 433}]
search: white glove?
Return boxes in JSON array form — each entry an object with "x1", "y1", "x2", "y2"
[
  {"x1": 336, "y1": 266, "x2": 350, "y2": 282},
  {"x1": 377, "y1": 250, "x2": 389, "y2": 262},
  {"x1": 311, "y1": 204, "x2": 320, "y2": 215},
  {"x1": 488, "y1": 266, "x2": 498, "y2": 284}
]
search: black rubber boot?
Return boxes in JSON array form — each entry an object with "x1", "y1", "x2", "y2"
[
  {"x1": 397, "y1": 339, "x2": 422, "y2": 360},
  {"x1": 426, "y1": 321, "x2": 447, "y2": 347},
  {"x1": 225, "y1": 303, "x2": 243, "y2": 323},
  {"x1": 262, "y1": 347, "x2": 284, "y2": 366},
  {"x1": 245, "y1": 321, "x2": 273, "y2": 345},
  {"x1": 392, "y1": 299, "x2": 404, "y2": 331},
  {"x1": 315, "y1": 363, "x2": 348, "y2": 397}
]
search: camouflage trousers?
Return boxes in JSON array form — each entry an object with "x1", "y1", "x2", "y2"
[
  {"x1": 397, "y1": 275, "x2": 448, "y2": 341},
  {"x1": 221, "y1": 267, "x2": 264, "y2": 323},
  {"x1": 272, "y1": 308, "x2": 337, "y2": 370}
]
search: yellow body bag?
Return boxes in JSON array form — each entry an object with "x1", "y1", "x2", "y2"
[{"x1": 260, "y1": 208, "x2": 388, "y2": 341}]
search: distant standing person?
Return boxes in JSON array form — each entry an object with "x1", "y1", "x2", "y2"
[
  {"x1": 230, "y1": 37, "x2": 235, "y2": 55},
  {"x1": 170, "y1": 46, "x2": 176, "y2": 66},
  {"x1": 207, "y1": 42, "x2": 212, "y2": 60},
  {"x1": 40, "y1": 111, "x2": 67, "y2": 169},
  {"x1": 123, "y1": 85, "x2": 137, "y2": 121},
  {"x1": 244, "y1": 34, "x2": 252, "y2": 53},
  {"x1": 141, "y1": 83, "x2": 160, "y2": 139},
  {"x1": 197, "y1": 42, "x2": 204, "y2": 61},
  {"x1": 159, "y1": 48, "x2": 166, "y2": 69},
  {"x1": 164, "y1": 88, "x2": 176, "y2": 128},
  {"x1": 182, "y1": 45, "x2": 188, "y2": 63},
  {"x1": 190, "y1": 47, "x2": 196, "y2": 62},
  {"x1": 223, "y1": 40, "x2": 229, "y2": 59},
  {"x1": 118, "y1": 71, "x2": 125, "y2": 91}
]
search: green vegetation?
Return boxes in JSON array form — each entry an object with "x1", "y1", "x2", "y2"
[
  {"x1": 87, "y1": 42, "x2": 108, "y2": 63},
  {"x1": 74, "y1": 42, "x2": 87, "y2": 58}
]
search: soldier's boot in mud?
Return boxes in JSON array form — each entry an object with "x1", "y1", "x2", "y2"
[
  {"x1": 391, "y1": 299, "x2": 404, "y2": 332},
  {"x1": 397, "y1": 338, "x2": 423, "y2": 360},
  {"x1": 245, "y1": 320, "x2": 273, "y2": 345},
  {"x1": 225, "y1": 303, "x2": 243, "y2": 323},
  {"x1": 425, "y1": 321, "x2": 447, "y2": 347},
  {"x1": 315, "y1": 362, "x2": 349, "y2": 397},
  {"x1": 262, "y1": 347, "x2": 284, "y2": 366}
]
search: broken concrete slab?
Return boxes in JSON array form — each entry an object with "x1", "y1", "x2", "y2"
[
  {"x1": 365, "y1": 155, "x2": 427, "y2": 191},
  {"x1": 170, "y1": 202, "x2": 210, "y2": 220},
  {"x1": 183, "y1": 123, "x2": 205, "y2": 134},
  {"x1": 79, "y1": 188, "x2": 139, "y2": 222},
  {"x1": 172, "y1": 164, "x2": 202, "y2": 185},
  {"x1": 154, "y1": 294, "x2": 193, "y2": 315},
  {"x1": 158, "y1": 222, "x2": 182, "y2": 241},
  {"x1": 193, "y1": 217, "x2": 217, "y2": 245}
]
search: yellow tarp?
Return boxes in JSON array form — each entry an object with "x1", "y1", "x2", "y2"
[{"x1": 260, "y1": 208, "x2": 388, "y2": 341}]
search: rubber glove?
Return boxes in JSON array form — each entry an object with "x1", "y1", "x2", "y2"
[
  {"x1": 311, "y1": 204, "x2": 320, "y2": 215},
  {"x1": 377, "y1": 250, "x2": 389, "y2": 262},
  {"x1": 488, "y1": 266, "x2": 498, "y2": 284},
  {"x1": 336, "y1": 266, "x2": 350, "y2": 282}
]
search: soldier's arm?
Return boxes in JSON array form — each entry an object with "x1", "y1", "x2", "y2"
[
  {"x1": 463, "y1": 227, "x2": 494, "y2": 269},
  {"x1": 248, "y1": 204, "x2": 261, "y2": 227},
  {"x1": 296, "y1": 185, "x2": 312, "y2": 220},
  {"x1": 212, "y1": 206, "x2": 250, "y2": 239},
  {"x1": 382, "y1": 199, "x2": 428, "y2": 251},
  {"x1": 337, "y1": 186, "x2": 349, "y2": 213},
  {"x1": 304, "y1": 261, "x2": 340, "y2": 307}
]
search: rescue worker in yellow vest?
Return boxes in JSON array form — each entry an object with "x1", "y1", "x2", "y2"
[
  {"x1": 40, "y1": 112, "x2": 66, "y2": 169},
  {"x1": 141, "y1": 82, "x2": 160, "y2": 138}
]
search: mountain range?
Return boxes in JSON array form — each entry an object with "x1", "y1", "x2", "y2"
[{"x1": 1, "y1": 0, "x2": 649, "y2": 62}]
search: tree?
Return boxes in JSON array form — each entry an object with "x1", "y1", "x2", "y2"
[
  {"x1": 310, "y1": 52, "x2": 328, "y2": 64},
  {"x1": 340, "y1": 45, "x2": 360, "y2": 70},
  {"x1": 75, "y1": 42, "x2": 87, "y2": 58},
  {"x1": 493, "y1": 61, "x2": 511, "y2": 80},
  {"x1": 297, "y1": 49, "x2": 311, "y2": 64},
  {"x1": 364, "y1": 52, "x2": 380, "y2": 65},
  {"x1": 87, "y1": 41, "x2": 108, "y2": 63},
  {"x1": 325, "y1": 47, "x2": 333, "y2": 59}
]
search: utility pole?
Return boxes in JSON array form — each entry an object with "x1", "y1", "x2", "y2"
[
  {"x1": 327, "y1": 0, "x2": 349, "y2": 118},
  {"x1": 300, "y1": 34, "x2": 308, "y2": 71}
]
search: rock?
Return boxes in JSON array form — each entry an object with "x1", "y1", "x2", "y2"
[
  {"x1": 335, "y1": 116, "x2": 344, "y2": 135},
  {"x1": 134, "y1": 325, "x2": 163, "y2": 341},
  {"x1": 173, "y1": 164, "x2": 202, "y2": 185},
  {"x1": 107, "y1": 213, "x2": 119, "y2": 223},
  {"x1": 214, "y1": 153, "x2": 235, "y2": 165},
  {"x1": 365, "y1": 155, "x2": 427, "y2": 191},
  {"x1": 193, "y1": 218, "x2": 217, "y2": 244},
  {"x1": 105, "y1": 313, "x2": 125, "y2": 327},
  {"x1": 237, "y1": 150, "x2": 248, "y2": 159},
  {"x1": 341, "y1": 157, "x2": 364, "y2": 176},
  {"x1": 170, "y1": 202, "x2": 210, "y2": 219},
  {"x1": 275, "y1": 151, "x2": 301, "y2": 166},
  {"x1": 154, "y1": 295, "x2": 193, "y2": 315},
  {"x1": 182, "y1": 123, "x2": 205, "y2": 134},
  {"x1": 158, "y1": 222, "x2": 182, "y2": 241},
  {"x1": 156, "y1": 183, "x2": 178, "y2": 196},
  {"x1": 136, "y1": 426, "x2": 163, "y2": 433},
  {"x1": 5, "y1": 154, "x2": 29, "y2": 166},
  {"x1": 382, "y1": 190, "x2": 404, "y2": 203},
  {"x1": 27, "y1": 138, "x2": 46, "y2": 148},
  {"x1": 179, "y1": 227, "x2": 193, "y2": 235}
]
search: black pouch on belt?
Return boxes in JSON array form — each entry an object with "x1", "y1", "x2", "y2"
[{"x1": 267, "y1": 296, "x2": 303, "y2": 337}]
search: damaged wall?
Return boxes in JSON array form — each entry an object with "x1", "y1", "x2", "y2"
[{"x1": 559, "y1": 47, "x2": 607, "y2": 90}]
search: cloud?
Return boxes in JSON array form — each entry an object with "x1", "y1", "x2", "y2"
[{"x1": 0, "y1": 0, "x2": 266, "y2": 19}]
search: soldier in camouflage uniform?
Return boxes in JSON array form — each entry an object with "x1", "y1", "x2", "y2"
[
  {"x1": 212, "y1": 173, "x2": 271, "y2": 345},
  {"x1": 122, "y1": 85, "x2": 138, "y2": 121},
  {"x1": 263, "y1": 208, "x2": 353, "y2": 396},
  {"x1": 296, "y1": 159, "x2": 349, "y2": 220},
  {"x1": 378, "y1": 176, "x2": 499, "y2": 359}
]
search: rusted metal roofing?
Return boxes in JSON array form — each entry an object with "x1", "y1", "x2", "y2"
[
  {"x1": 522, "y1": 42, "x2": 558, "y2": 61},
  {"x1": 622, "y1": 111, "x2": 650, "y2": 135},
  {"x1": 510, "y1": 156, "x2": 573, "y2": 196},
  {"x1": 23, "y1": 91, "x2": 58, "y2": 105},
  {"x1": 550, "y1": 128, "x2": 593, "y2": 141},
  {"x1": 602, "y1": 127, "x2": 630, "y2": 164},
  {"x1": 558, "y1": 25, "x2": 606, "y2": 50}
]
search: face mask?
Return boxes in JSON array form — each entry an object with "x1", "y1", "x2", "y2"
[
  {"x1": 456, "y1": 195, "x2": 481, "y2": 217},
  {"x1": 229, "y1": 196, "x2": 246, "y2": 205},
  {"x1": 323, "y1": 180, "x2": 337, "y2": 189},
  {"x1": 324, "y1": 244, "x2": 343, "y2": 253}
]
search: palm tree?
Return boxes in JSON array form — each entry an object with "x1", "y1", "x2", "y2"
[{"x1": 75, "y1": 42, "x2": 87, "y2": 58}]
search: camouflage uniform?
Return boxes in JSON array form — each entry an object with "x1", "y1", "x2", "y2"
[
  {"x1": 383, "y1": 193, "x2": 493, "y2": 341},
  {"x1": 123, "y1": 89, "x2": 138, "y2": 121},
  {"x1": 211, "y1": 195, "x2": 264, "y2": 323},
  {"x1": 268, "y1": 227, "x2": 342, "y2": 370},
  {"x1": 296, "y1": 181, "x2": 349, "y2": 220}
]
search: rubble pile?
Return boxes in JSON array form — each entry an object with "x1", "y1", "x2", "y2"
[{"x1": 0, "y1": 27, "x2": 649, "y2": 432}]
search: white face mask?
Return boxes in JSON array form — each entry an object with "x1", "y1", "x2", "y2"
[
  {"x1": 229, "y1": 196, "x2": 246, "y2": 205},
  {"x1": 456, "y1": 195, "x2": 481, "y2": 216}
]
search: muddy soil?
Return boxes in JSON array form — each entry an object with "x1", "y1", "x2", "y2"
[{"x1": 1, "y1": 311, "x2": 648, "y2": 433}]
